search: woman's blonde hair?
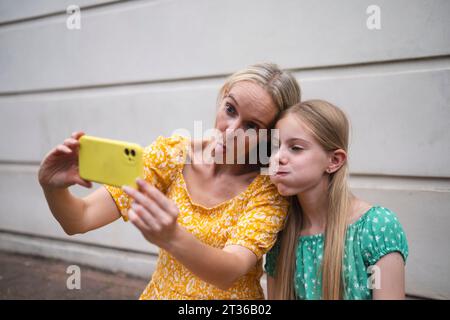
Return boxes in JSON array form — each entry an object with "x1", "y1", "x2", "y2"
[
  {"x1": 218, "y1": 63, "x2": 301, "y2": 116},
  {"x1": 273, "y1": 99, "x2": 352, "y2": 300}
]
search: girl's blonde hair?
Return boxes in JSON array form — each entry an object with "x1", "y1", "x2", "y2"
[
  {"x1": 218, "y1": 63, "x2": 301, "y2": 116},
  {"x1": 273, "y1": 99, "x2": 352, "y2": 300}
]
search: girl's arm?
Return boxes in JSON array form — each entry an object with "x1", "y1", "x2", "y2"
[{"x1": 372, "y1": 252, "x2": 406, "y2": 299}]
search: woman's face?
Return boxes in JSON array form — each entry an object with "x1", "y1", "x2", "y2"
[
  {"x1": 214, "y1": 81, "x2": 277, "y2": 164},
  {"x1": 269, "y1": 115, "x2": 331, "y2": 196}
]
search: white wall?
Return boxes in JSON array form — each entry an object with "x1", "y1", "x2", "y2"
[{"x1": 0, "y1": 0, "x2": 449, "y2": 299}]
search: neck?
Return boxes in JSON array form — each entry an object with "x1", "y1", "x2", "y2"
[
  {"x1": 297, "y1": 177, "x2": 329, "y2": 233},
  {"x1": 212, "y1": 162, "x2": 258, "y2": 176}
]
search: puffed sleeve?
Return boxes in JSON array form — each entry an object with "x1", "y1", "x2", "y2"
[
  {"x1": 225, "y1": 177, "x2": 289, "y2": 260},
  {"x1": 103, "y1": 134, "x2": 187, "y2": 221},
  {"x1": 360, "y1": 206, "x2": 409, "y2": 266}
]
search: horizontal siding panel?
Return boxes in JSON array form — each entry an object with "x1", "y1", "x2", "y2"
[
  {"x1": 0, "y1": 165, "x2": 159, "y2": 254},
  {"x1": 0, "y1": 0, "x2": 449, "y2": 92},
  {"x1": 0, "y1": 0, "x2": 119, "y2": 24},
  {"x1": 0, "y1": 82, "x2": 219, "y2": 162},
  {"x1": 352, "y1": 186, "x2": 450, "y2": 299},
  {"x1": 1, "y1": 67, "x2": 448, "y2": 177},
  {"x1": 301, "y1": 67, "x2": 450, "y2": 178}
]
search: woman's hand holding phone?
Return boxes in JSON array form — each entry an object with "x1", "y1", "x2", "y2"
[{"x1": 38, "y1": 131, "x2": 93, "y2": 190}]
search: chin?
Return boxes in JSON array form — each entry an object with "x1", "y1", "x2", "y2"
[{"x1": 273, "y1": 182, "x2": 297, "y2": 197}]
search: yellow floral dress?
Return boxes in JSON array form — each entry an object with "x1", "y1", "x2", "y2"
[{"x1": 104, "y1": 134, "x2": 289, "y2": 299}]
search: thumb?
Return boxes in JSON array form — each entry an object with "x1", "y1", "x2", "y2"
[{"x1": 74, "y1": 176, "x2": 93, "y2": 188}]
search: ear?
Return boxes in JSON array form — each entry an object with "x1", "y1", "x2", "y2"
[{"x1": 326, "y1": 149, "x2": 347, "y2": 174}]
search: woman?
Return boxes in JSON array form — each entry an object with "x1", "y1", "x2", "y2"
[{"x1": 38, "y1": 63, "x2": 301, "y2": 299}]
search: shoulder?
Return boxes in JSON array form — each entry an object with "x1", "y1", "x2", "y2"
[
  {"x1": 146, "y1": 134, "x2": 189, "y2": 153},
  {"x1": 358, "y1": 206, "x2": 409, "y2": 266},
  {"x1": 251, "y1": 174, "x2": 287, "y2": 200},
  {"x1": 360, "y1": 206, "x2": 404, "y2": 231},
  {"x1": 143, "y1": 134, "x2": 190, "y2": 165},
  {"x1": 230, "y1": 174, "x2": 289, "y2": 232}
]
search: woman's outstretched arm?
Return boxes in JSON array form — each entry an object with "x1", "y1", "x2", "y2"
[
  {"x1": 123, "y1": 178, "x2": 259, "y2": 291},
  {"x1": 42, "y1": 186, "x2": 121, "y2": 235},
  {"x1": 39, "y1": 131, "x2": 121, "y2": 235}
]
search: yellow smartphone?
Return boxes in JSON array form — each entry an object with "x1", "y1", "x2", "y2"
[{"x1": 78, "y1": 135, "x2": 144, "y2": 189}]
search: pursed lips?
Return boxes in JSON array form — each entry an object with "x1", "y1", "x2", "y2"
[{"x1": 274, "y1": 170, "x2": 289, "y2": 177}]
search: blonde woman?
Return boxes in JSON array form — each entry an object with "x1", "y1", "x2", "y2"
[
  {"x1": 266, "y1": 100, "x2": 408, "y2": 300},
  {"x1": 38, "y1": 63, "x2": 301, "y2": 299}
]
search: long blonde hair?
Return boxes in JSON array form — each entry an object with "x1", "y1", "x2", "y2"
[
  {"x1": 218, "y1": 62, "x2": 301, "y2": 114},
  {"x1": 273, "y1": 99, "x2": 352, "y2": 300}
]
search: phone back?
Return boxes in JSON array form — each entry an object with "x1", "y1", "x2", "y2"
[{"x1": 79, "y1": 135, "x2": 144, "y2": 189}]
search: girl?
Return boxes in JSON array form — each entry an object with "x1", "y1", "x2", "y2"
[{"x1": 265, "y1": 100, "x2": 409, "y2": 300}]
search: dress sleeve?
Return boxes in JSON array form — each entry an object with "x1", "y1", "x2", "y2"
[
  {"x1": 360, "y1": 206, "x2": 409, "y2": 266},
  {"x1": 225, "y1": 178, "x2": 289, "y2": 260},
  {"x1": 103, "y1": 135, "x2": 187, "y2": 221}
]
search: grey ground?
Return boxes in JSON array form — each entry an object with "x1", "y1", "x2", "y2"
[{"x1": 0, "y1": 250, "x2": 148, "y2": 299}]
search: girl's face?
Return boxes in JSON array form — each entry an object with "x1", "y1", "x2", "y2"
[
  {"x1": 269, "y1": 115, "x2": 333, "y2": 196},
  {"x1": 214, "y1": 81, "x2": 277, "y2": 163}
]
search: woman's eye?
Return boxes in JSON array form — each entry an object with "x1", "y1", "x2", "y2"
[
  {"x1": 225, "y1": 103, "x2": 236, "y2": 115},
  {"x1": 245, "y1": 122, "x2": 258, "y2": 130}
]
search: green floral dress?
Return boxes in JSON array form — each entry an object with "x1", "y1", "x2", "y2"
[{"x1": 265, "y1": 206, "x2": 409, "y2": 300}]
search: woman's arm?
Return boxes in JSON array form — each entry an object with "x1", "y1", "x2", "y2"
[
  {"x1": 123, "y1": 178, "x2": 258, "y2": 291},
  {"x1": 165, "y1": 227, "x2": 257, "y2": 290},
  {"x1": 38, "y1": 131, "x2": 121, "y2": 235},
  {"x1": 42, "y1": 186, "x2": 121, "y2": 235},
  {"x1": 372, "y1": 252, "x2": 406, "y2": 299}
]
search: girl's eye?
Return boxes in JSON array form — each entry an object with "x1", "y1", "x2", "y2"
[{"x1": 290, "y1": 146, "x2": 304, "y2": 152}]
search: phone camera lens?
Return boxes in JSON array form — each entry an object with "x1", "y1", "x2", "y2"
[{"x1": 125, "y1": 148, "x2": 129, "y2": 155}]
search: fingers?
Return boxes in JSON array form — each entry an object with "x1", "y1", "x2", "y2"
[
  {"x1": 74, "y1": 176, "x2": 93, "y2": 188},
  {"x1": 139, "y1": 197, "x2": 168, "y2": 224},
  {"x1": 71, "y1": 131, "x2": 85, "y2": 140},
  {"x1": 122, "y1": 181, "x2": 177, "y2": 227},
  {"x1": 137, "y1": 180, "x2": 179, "y2": 228},
  {"x1": 54, "y1": 140, "x2": 78, "y2": 155},
  {"x1": 128, "y1": 208, "x2": 152, "y2": 234},
  {"x1": 62, "y1": 139, "x2": 80, "y2": 155},
  {"x1": 55, "y1": 144, "x2": 72, "y2": 154},
  {"x1": 54, "y1": 132, "x2": 84, "y2": 155},
  {"x1": 122, "y1": 184, "x2": 153, "y2": 210},
  {"x1": 64, "y1": 138, "x2": 80, "y2": 148},
  {"x1": 136, "y1": 179, "x2": 177, "y2": 216},
  {"x1": 131, "y1": 202, "x2": 158, "y2": 229}
]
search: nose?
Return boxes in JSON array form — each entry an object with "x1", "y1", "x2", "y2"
[
  {"x1": 272, "y1": 147, "x2": 288, "y2": 165},
  {"x1": 224, "y1": 119, "x2": 243, "y2": 141},
  {"x1": 226, "y1": 118, "x2": 242, "y2": 132}
]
